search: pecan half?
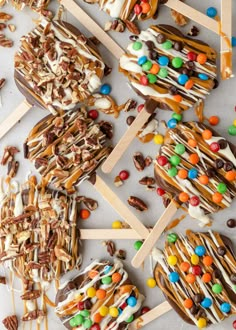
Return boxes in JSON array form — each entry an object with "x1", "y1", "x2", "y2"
[
  {"x1": 22, "y1": 310, "x2": 45, "y2": 322},
  {"x1": 103, "y1": 240, "x2": 115, "y2": 257},
  {"x1": 21, "y1": 290, "x2": 41, "y2": 300},
  {"x1": 139, "y1": 176, "x2": 155, "y2": 186},
  {"x1": 133, "y1": 152, "x2": 145, "y2": 172},
  {"x1": 0, "y1": 13, "x2": 13, "y2": 22},
  {"x1": 127, "y1": 196, "x2": 148, "y2": 212},
  {"x1": 2, "y1": 315, "x2": 18, "y2": 330},
  {"x1": 0, "y1": 276, "x2": 6, "y2": 284},
  {"x1": 124, "y1": 20, "x2": 140, "y2": 35}
]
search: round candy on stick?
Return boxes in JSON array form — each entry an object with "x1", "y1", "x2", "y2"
[{"x1": 131, "y1": 121, "x2": 236, "y2": 268}]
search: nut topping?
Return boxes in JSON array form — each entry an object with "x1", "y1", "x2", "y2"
[
  {"x1": 133, "y1": 152, "x2": 146, "y2": 172},
  {"x1": 21, "y1": 290, "x2": 41, "y2": 300},
  {"x1": 2, "y1": 315, "x2": 18, "y2": 330},
  {"x1": 139, "y1": 176, "x2": 156, "y2": 186},
  {"x1": 127, "y1": 196, "x2": 148, "y2": 212}
]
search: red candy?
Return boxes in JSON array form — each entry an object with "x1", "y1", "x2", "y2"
[
  {"x1": 189, "y1": 196, "x2": 200, "y2": 207},
  {"x1": 210, "y1": 142, "x2": 220, "y2": 152},
  {"x1": 187, "y1": 52, "x2": 197, "y2": 61},
  {"x1": 137, "y1": 104, "x2": 144, "y2": 112},
  {"x1": 141, "y1": 307, "x2": 151, "y2": 315},
  {"x1": 192, "y1": 265, "x2": 202, "y2": 276},
  {"x1": 120, "y1": 302, "x2": 128, "y2": 310},
  {"x1": 78, "y1": 301, "x2": 84, "y2": 310},
  {"x1": 157, "y1": 188, "x2": 165, "y2": 196},
  {"x1": 140, "y1": 75, "x2": 148, "y2": 85},
  {"x1": 119, "y1": 170, "x2": 129, "y2": 180},
  {"x1": 134, "y1": 4, "x2": 142, "y2": 14},
  {"x1": 91, "y1": 325, "x2": 101, "y2": 330},
  {"x1": 88, "y1": 109, "x2": 99, "y2": 120},
  {"x1": 233, "y1": 320, "x2": 236, "y2": 329},
  {"x1": 157, "y1": 155, "x2": 168, "y2": 166}
]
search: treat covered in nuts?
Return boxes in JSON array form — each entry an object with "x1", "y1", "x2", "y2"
[
  {"x1": 11, "y1": 0, "x2": 50, "y2": 12},
  {"x1": 55, "y1": 259, "x2": 145, "y2": 329},
  {"x1": 14, "y1": 20, "x2": 105, "y2": 114}
]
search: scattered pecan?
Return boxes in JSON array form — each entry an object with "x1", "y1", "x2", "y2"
[
  {"x1": 124, "y1": 20, "x2": 140, "y2": 35},
  {"x1": 0, "y1": 13, "x2": 13, "y2": 22},
  {"x1": 0, "y1": 34, "x2": 13, "y2": 47},
  {"x1": 163, "y1": 196, "x2": 171, "y2": 208},
  {"x1": 127, "y1": 196, "x2": 148, "y2": 212},
  {"x1": 146, "y1": 185, "x2": 156, "y2": 191},
  {"x1": 83, "y1": 197, "x2": 98, "y2": 211},
  {"x1": 115, "y1": 249, "x2": 126, "y2": 260},
  {"x1": 0, "y1": 23, "x2": 6, "y2": 30},
  {"x1": 8, "y1": 24, "x2": 15, "y2": 32},
  {"x1": 114, "y1": 175, "x2": 123, "y2": 187},
  {"x1": 2, "y1": 315, "x2": 18, "y2": 330},
  {"x1": 145, "y1": 156, "x2": 152, "y2": 167},
  {"x1": 123, "y1": 99, "x2": 137, "y2": 112},
  {"x1": 103, "y1": 240, "x2": 116, "y2": 257},
  {"x1": 21, "y1": 290, "x2": 41, "y2": 300},
  {"x1": 0, "y1": 77, "x2": 5, "y2": 89},
  {"x1": 1, "y1": 146, "x2": 19, "y2": 165},
  {"x1": 0, "y1": 276, "x2": 6, "y2": 284},
  {"x1": 139, "y1": 176, "x2": 156, "y2": 186},
  {"x1": 104, "y1": 19, "x2": 125, "y2": 33},
  {"x1": 171, "y1": 9, "x2": 188, "y2": 26},
  {"x1": 22, "y1": 310, "x2": 45, "y2": 322},
  {"x1": 99, "y1": 121, "x2": 113, "y2": 139},
  {"x1": 188, "y1": 25, "x2": 200, "y2": 37},
  {"x1": 133, "y1": 152, "x2": 145, "y2": 172},
  {"x1": 7, "y1": 160, "x2": 19, "y2": 178}
]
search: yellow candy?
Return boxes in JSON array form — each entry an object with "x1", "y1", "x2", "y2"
[
  {"x1": 112, "y1": 220, "x2": 122, "y2": 229},
  {"x1": 99, "y1": 306, "x2": 109, "y2": 317},
  {"x1": 197, "y1": 318, "x2": 207, "y2": 329},
  {"x1": 233, "y1": 119, "x2": 236, "y2": 127},
  {"x1": 191, "y1": 254, "x2": 199, "y2": 265},
  {"x1": 87, "y1": 287, "x2": 96, "y2": 298},
  {"x1": 109, "y1": 307, "x2": 119, "y2": 318},
  {"x1": 167, "y1": 255, "x2": 178, "y2": 266},
  {"x1": 146, "y1": 278, "x2": 156, "y2": 288},
  {"x1": 153, "y1": 134, "x2": 164, "y2": 145}
]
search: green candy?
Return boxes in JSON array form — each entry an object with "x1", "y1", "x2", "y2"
[
  {"x1": 162, "y1": 40, "x2": 172, "y2": 50},
  {"x1": 142, "y1": 60, "x2": 152, "y2": 71},
  {"x1": 175, "y1": 143, "x2": 186, "y2": 155},
  {"x1": 167, "y1": 233, "x2": 178, "y2": 243},
  {"x1": 212, "y1": 283, "x2": 223, "y2": 294},
  {"x1": 217, "y1": 182, "x2": 227, "y2": 194},
  {"x1": 170, "y1": 155, "x2": 181, "y2": 166},
  {"x1": 133, "y1": 41, "x2": 142, "y2": 50},
  {"x1": 147, "y1": 73, "x2": 157, "y2": 84},
  {"x1": 74, "y1": 314, "x2": 84, "y2": 326},
  {"x1": 80, "y1": 310, "x2": 90, "y2": 317},
  {"x1": 233, "y1": 285, "x2": 236, "y2": 292},
  {"x1": 102, "y1": 276, "x2": 112, "y2": 285},
  {"x1": 172, "y1": 113, "x2": 182, "y2": 122},
  {"x1": 134, "y1": 241, "x2": 143, "y2": 250},
  {"x1": 172, "y1": 57, "x2": 183, "y2": 68},
  {"x1": 126, "y1": 315, "x2": 134, "y2": 323},
  {"x1": 83, "y1": 319, "x2": 93, "y2": 329},
  {"x1": 158, "y1": 68, "x2": 168, "y2": 78},
  {"x1": 168, "y1": 167, "x2": 178, "y2": 177},
  {"x1": 228, "y1": 125, "x2": 236, "y2": 136},
  {"x1": 69, "y1": 318, "x2": 78, "y2": 327}
]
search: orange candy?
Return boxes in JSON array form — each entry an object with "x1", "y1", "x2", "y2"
[
  {"x1": 141, "y1": 2, "x2": 151, "y2": 13},
  {"x1": 112, "y1": 272, "x2": 122, "y2": 283},
  {"x1": 80, "y1": 209, "x2": 91, "y2": 220},
  {"x1": 202, "y1": 129, "x2": 212, "y2": 140},
  {"x1": 185, "y1": 79, "x2": 194, "y2": 90},
  {"x1": 225, "y1": 170, "x2": 236, "y2": 181},
  {"x1": 184, "y1": 298, "x2": 193, "y2": 309},
  {"x1": 186, "y1": 274, "x2": 196, "y2": 284},
  {"x1": 179, "y1": 192, "x2": 189, "y2": 202},
  {"x1": 197, "y1": 53, "x2": 207, "y2": 64},
  {"x1": 208, "y1": 116, "x2": 219, "y2": 126},
  {"x1": 96, "y1": 289, "x2": 107, "y2": 300},
  {"x1": 89, "y1": 270, "x2": 99, "y2": 279},
  {"x1": 180, "y1": 261, "x2": 190, "y2": 272},
  {"x1": 188, "y1": 138, "x2": 197, "y2": 148},
  {"x1": 199, "y1": 175, "x2": 209, "y2": 185},
  {"x1": 173, "y1": 94, "x2": 183, "y2": 103},
  {"x1": 93, "y1": 313, "x2": 103, "y2": 323},
  {"x1": 189, "y1": 153, "x2": 200, "y2": 165},
  {"x1": 212, "y1": 192, "x2": 223, "y2": 204},
  {"x1": 202, "y1": 273, "x2": 212, "y2": 283},
  {"x1": 150, "y1": 63, "x2": 160, "y2": 74},
  {"x1": 203, "y1": 255, "x2": 213, "y2": 266},
  {"x1": 178, "y1": 169, "x2": 188, "y2": 179}
]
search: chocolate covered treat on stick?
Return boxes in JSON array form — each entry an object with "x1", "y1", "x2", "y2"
[
  {"x1": 131, "y1": 121, "x2": 236, "y2": 268},
  {"x1": 153, "y1": 230, "x2": 236, "y2": 328}
]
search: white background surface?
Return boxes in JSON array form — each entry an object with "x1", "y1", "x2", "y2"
[{"x1": 0, "y1": 0, "x2": 236, "y2": 329}]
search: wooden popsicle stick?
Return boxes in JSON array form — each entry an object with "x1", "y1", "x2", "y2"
[
  {"x1": 165, "y1": 0, "x2": 219, "y2": 33},
  {"x1": 80, "y1": 229, "x2": 150, "y2": 240},
  {"x1": 132, "y1": 201, "x2": 178, "y2": 268},
  {"x1": 60, "y1": 0, "x2": 124, "y2": 59},
  {"x1": 129, "y1": 301, "x2": 172, "y2": 329},
  {"x1": 101, "y1": 103, "x2": 153, "y2": 173},
  {"x1": 0, "y1": 100, "x2": 32, "y2": 139},
  {"x1": 93, "y1": 175, "x2": 150, "y2": 239},
  {"x1": 220, "y1": 0, "x2": 232, "y2": 79}
]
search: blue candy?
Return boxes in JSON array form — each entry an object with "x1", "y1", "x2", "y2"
[
  {"x1": 220, "y1": 302, "x2": 231, "y2": 313},
  {"x1": 178, "y1": 74, "x2": 189, "y2": 85},
  {"x1": 198, "y1": 73, "x2": 209, "y2": 81},
  {"x1": 100, "y1": 84, "x2": 111, "y2": 95},
  {"x1": 158, "y1": 56, "x2": 169, "y2": 66},
  {"x1": 118, "y1": 308, "x2": 123, "y2": 315},
  {"x1": 201, "y1": 297, "x2": 212, "y2": 308},
  {"x1": 232, "y1": 37, "x2": 236, "y2": 47},
  {"x1": 168, "y1": 272, "x2": 180, "y2": 283},
  {"x1": 127, "y1": 297, "x2": 137, "y2": 307},
  {"x1": 138, "y1": 56, "x2": 148, "y2": 66},
  {"x1": 188, "y1": 168, "x2": 198, "y2": 179},
  {"x1": 195, "y1": 245, "x2": 206, "y2": 257},
  {"x1": 104, "y1": 265, "x2": 112, "y2": 274},
  {"x1": 167, "y1": 118, "x2": 178, "y2": 129},
  {"x1": 206, "y1": 7, "x2": 217, "y2": 18}
]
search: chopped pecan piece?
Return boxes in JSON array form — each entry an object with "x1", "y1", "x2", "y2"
[
  {"x1": 0, "y1": 77, "x2": 5, "y2": 88},
  {"x1": 139, "y1": 176, "x2": 156, "y2": 186},
  {"x1": 123, "y1": 99, "x2": 137, "y2": 112},
  {"x1": 0, "y1": 23, "x2": 6, "y2": 30},
  {"x1": 21, "y1": 290, "x2": 41, "y2": 300},
  {"x1": 145, "y1": 156, "x2": 152, "y2": 167},
  {"x1": 127, "y1": 196, "x2": 148, "y2": 212},
  {"x1": 133, "y1": 152, "x2": 145, "y2": 171},
  {"x1": 124, "y1": 20, "x2": 140, "y2": 35},
  {"x1": 0, "y1": 34, "x2": 13, "y2": 47},
  {"x1": 105, "y1": 19, "x2": 125, "y2": 33},
  {"x1": 114, "y1": 175, "x2": 123, "y2": 187},
  {"x1": 83, "y1": 197, "x2": 98, "y2": 211},
  {"x1": 7, "y1": 160, "x2": 19, "y2": 177},
  {"x1": 0, "y1": 13, "x2": 13, "y2": 22},
  {"x1": 99, "y1": 121, "x2": 113, "y2": 139},
  {"x1": 188, "y1": 25, "x2": 200, "y2": 37},
  {"x1": 8, "y1": 24, "x2": 15, "y2": 32},
  {"x1": 2, "y1": 315, "x2": 18, "y2": 330},
  {"x1": 0, "y1": 276, "x2": 6, "y2": 284},
  {"x1": 1, "y1": 146, "x2": 19, "y2": 165},
  {"x1": 103, "y1": 240, "x2": 116, "y2": 257},
  {"x1": 22, "y1": 310, "x2": 45, "y2": 322},
  {"x1": 115, "y1": 249, "x2": 126, "y2": 260}
]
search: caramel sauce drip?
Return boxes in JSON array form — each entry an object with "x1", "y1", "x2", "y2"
[{"x1": 164, "y1": 214, "x2": 186, "y2": 232}]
